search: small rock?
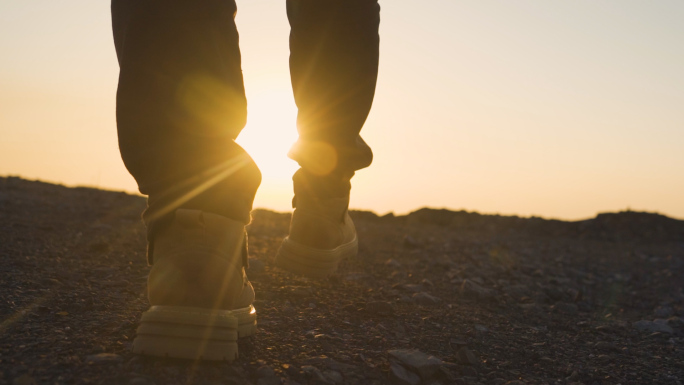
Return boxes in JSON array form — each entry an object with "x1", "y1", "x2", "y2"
[
  {"x1": 552, "y1": 302, "x2": 578, "y2": 315},
  {"x1": 322, "y1": 370, "x2": 343, "y2": 384},
  {"x1": 449, "y1": 338, "x2": 468, "y2": 350},
  {"x1": 389, "y1": 362, "x2": 420, "y2": 385},
  {"x1": 460, "y1": 280, "x2": 494, "y2": 300},
  {"x1": 385, "y1": 259, "x2": 402, "y2": 268},
  {"x1": 633, "y1": 320, "x2": 674, "y2": 334},
  {"x1": 504, "y1": 285, "x2": 531, "y2": 302},
  {"x1": 366, "y1": 301, "x2": 394, "y2": 315},
  {"x1": 256, "y1": 377, "x2": 281, "y2": 385},
  {"x1": 12, "y1": 375, "x2": 36, "y2": 385},
  {"x1": 388, "y1": 349, "x2": 442, "y2": 380},
  {"x1": 597, "y1": 354, "x2": 611, "y2": 363},
  {"x1": 128, "y1": 378, "x2": 150, "y2": 385},
  {"x1": 86, "y1": 353, "x2": 123, "y2": 364},
  {"x1": 654, "y1": 306, "x2": 674, "y2": 319},
  {"x1": 456, "y1": 347, "x2": 479, "y2": 366},
  {"x1": 667, "y1": 316, "x2": 684, "y2": 329},
  {"x1": 412, "y1": 292, "x2": 441, "y2": 305},
  {"x1": 595, "y1": 325, "x2": 613, "y2": 333},
  {"x1": 403, "y1": 235, "x2": 420, "y2": 249},
  {"x1": 518, "y1": 303, "x2": 544, "y2": 313},
  {"x1": 421, "y1": 279, "x2": 434, "y2": 288},
  {"x1": 594, "y1": 341, "x2": 619, "y2": 352},
  {"x1": 461, "y1": 365, "x2": 478, "y2": 377},
  {"x1": 301, "y1": 366, "x2": 330, "y2": 384},
  {"x1": 290, "y1": 286, "x2": 311, "y2": 298},
  {"x1": 567, "y1": 288, "x2": 582, "y2": 302},
  {"x1": 344, "y1": 273, "x2": 369, "y2": 282},
  {"x1": 399, "y1": 295, "x2": 414, "y2": 304},
  {"x1": 402, "y1": 284, "x2": 425, "y2": 293},
  {"x1": 306, "y1": 357, "x2": 358, "y2": 372},
  {"x1": 474, "y1": 324, "x2": 489, "y2": 333},
  {"x1": 544, "y1": 287, "x2": 565, "y2": 301},
  {"x1": 256, "y1": 365, "x2": 276, "y2": 378}
]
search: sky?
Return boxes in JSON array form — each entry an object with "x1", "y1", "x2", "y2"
[{"x1": 1, "y1": 1, "x2": 683, "y2": 220}]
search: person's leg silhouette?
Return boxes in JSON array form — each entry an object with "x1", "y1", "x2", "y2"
[
  {"x1": 276, "y1": 0, "x2": 381, "y2": 277},
  {"x1": 113, "y1": 0, "x2": 258, "y2": 360}
]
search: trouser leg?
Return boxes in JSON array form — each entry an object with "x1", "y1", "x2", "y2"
[
  {"x1": 286, "y1": 0, "x2": 380, "y2": 199},
  {"x1": 112, "y1": 0, "x2": 261, "y2": 255}
]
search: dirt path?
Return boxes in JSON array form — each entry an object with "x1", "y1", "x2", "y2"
[{"x1": 1, "y1": 177, "x2": 683, "y2": 385}]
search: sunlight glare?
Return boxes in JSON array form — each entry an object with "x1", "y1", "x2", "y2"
[{"x1": 236, "y1": 88, "x2": 300, "y2": 211}]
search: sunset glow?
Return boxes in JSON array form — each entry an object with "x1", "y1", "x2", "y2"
[{"x1": 1, "y1": 1, "x2": 683, "y2": 219}]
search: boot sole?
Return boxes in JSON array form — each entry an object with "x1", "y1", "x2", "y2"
[
  {"x1": 274, "y1": 236, "x2": 358, "y2": 278},
  {"x1": 132, "y1": 305, "x2": 256, "y2": 361}
]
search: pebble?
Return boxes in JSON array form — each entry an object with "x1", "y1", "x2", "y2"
[
  {"x1": 567, "y1": 288, "x2": 582, "y2": 302},
  {"x1": 323, "y1": 370, "x2": 343, "y2": 384},
  {"x1": 594, "y1": 341, "x2": 619, "y2": 352},
  {"x1": 474, "y1": 324, "x2": 489, "y2": 333},
  {"x1": 456, "y1": 347, "x2": 479, "y2": 366},
  {"x1": 633, "y1": 319, "x2": 674, "y2": 334},
  {"x1": 11, "y1": 375, "x2": 35, "y2": 385},
  {"x1": 552, "y1": 302, "x2": 578, "y2": 315},
  {"x1": 255, "y1": 365, "x2": 276, "y2": 378},
  {"x1": 256, "y1": 377, "x2": 281, "y2": 385},
  {"x1": 388, "y1": 349, "x2": 443, "y2": 380},
  {"x1": 653, "y1": 306, "x2": 674, "y2": 319},
  {"x1": 402, "y1": 284, "x2": 425, "y2": 293},
  {"x1": 403, "y1": 235, "x2": 420, "y2": 249},
  {"x1": 596, "y1": 354, "x2": 611, "y2": 363},
  {"x1": 504, "y1": 285, "x2": 530, "y2": 302},
  {"x1": 460, "y1": 280, "x2": 494, "y2": 300},
  {"x1": 449, "y1": 338, "x2": 468, "y2": 350},
  {"x1": 460, "y1": 365, "x2": 478, "y2": 377},
  {"x1": 85, "y1": 353, "x2": 123, "y2": 364},
  {"x1": 544, "y1": 287, "x2": 565, "y2": 301},
  {"x1": 301, "y1": 366, "x2": 329, "y2": 384},
  {"x1": 385, "y1": 259, "x2": 402, "y2": 268},
  {"x1": 667, "y1": 316, "x2": 684, "y2": 329},
  {"x1": 389, "y1": 362, "x2": 420, "y2": 385},
  {"x1": 412, "y1": 292, "x2": 441, "y2": 305},
  {"x1": 366, "y1": 301, "x2": 394, "y2": 315}
]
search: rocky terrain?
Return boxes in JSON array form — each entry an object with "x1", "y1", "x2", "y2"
[{"x1": 0, "y1": 176, "x2": 683, "y2": 385}]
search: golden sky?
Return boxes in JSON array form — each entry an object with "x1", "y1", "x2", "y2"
[{"x1": 1, "y1": 1, "x2": 683, "y2": 220}]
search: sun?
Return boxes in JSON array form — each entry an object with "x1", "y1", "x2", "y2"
[
  {"x1": 237, "y1": 88, "x2": 299, "y2": 178},
  {"x1": 236, "y1": 88, "x2": 300, "y2": 210}
]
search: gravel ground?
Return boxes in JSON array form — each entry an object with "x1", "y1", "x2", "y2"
[{"x1": 1, "y1": 176, "x2": 683, "y2": 385}]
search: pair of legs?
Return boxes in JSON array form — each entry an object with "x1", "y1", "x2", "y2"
[
  {"x1": 112, "y1": 0, "x2": 380, "y2": 360},
  {"x1": 113, "y1": 0, "x2": 379, "y2": 239}
]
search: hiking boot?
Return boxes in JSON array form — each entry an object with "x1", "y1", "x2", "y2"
[
  {"x1": 275, "y1": 194, "x2": 358, "y2": 278},
  {"x1": 132, "y1": 209, "x2": 256, "y2": 361}
]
